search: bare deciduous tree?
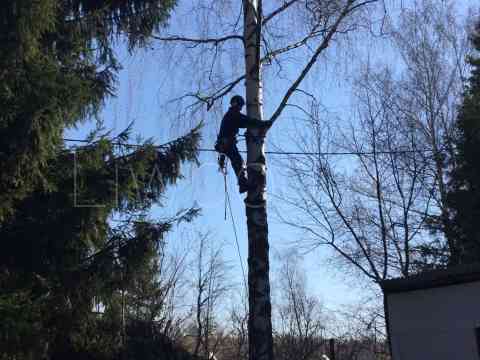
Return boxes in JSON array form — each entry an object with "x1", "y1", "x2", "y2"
[
  {"x1": 276, "y1": 0, "x2": 472, "y2": 287},
  {"x1": 190, "y1": 232, "x2": 230, "y2": 359},
  {"x1": 277, "y1": 95, "x2": 432, "y2": 284},
  {"x1": 329, "y1": 304, "x2": 390, "y2": 360},
  {"x1": 381, "y1": 0, "x2": 472, "y2": 264},
  {"x1": 274, "y1": 252, "x2": 326, "y2": 360},
  {"x1": 220, "y1": 300, "x2": 249, "y2": 360}
]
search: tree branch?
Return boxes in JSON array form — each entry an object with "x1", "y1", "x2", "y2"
[
  {"x1": 269, "y1": 0, "x2": 379, "y2": 123},
  {"x1": 262, "y1": 0, "x2": 302, "y2": 25},
  {"x1": 169, "y1": 75, "x2": 245, "y2": 111},
  {"x1": 260, "y1": 30, "x2": 320, "y2": 64},
  {"x1": 153, "y1": 34, "x2": 244, "y2": 46}
]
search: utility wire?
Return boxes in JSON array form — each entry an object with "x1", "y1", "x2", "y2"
[{"x1": 63, "y1": 138, "x2": 436, "y2": 157}]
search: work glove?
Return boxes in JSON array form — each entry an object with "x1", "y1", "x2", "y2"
[{"x1": 264, "y1": 120, "x2": 273, "y2": 128}]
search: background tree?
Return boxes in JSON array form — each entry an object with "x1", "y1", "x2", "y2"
[
  {"x1": 329, "y1": 305, "x2": 389, "y2": 360},
  {"x1": 274, "y1": 253, "x2": 326, "y2": 360},
  {"x1": 190, "y1": 232, "x2": 230, "y2": 359},
  {"x1": 276, "y1": 0, "x2": 472, "y2": 287},
  {"x1": 222, "y1": 301, "x2": 249, "y2": 360},
  {"x1": 386, "y1": 0, "x2": 472, "y2": 264},
  {"x1": 446, "y1": 20, "x2": 480, "y2": 265}
]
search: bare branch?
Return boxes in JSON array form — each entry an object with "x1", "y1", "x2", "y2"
[
  {"x1": 262, "y1": 0, "x2": 302, "y2": 25},
  {"x1": 168, "y1": 75, "x2": 246, "y2": 111},
  {"x1": 205, "y1": 75, "x2": 246, "y2": 110},
  {"x1": 153, "y1": 34, "x2": 244, "y2": 46},
  {"x1": 261, "y1": 31, "x2": 319, "y2": 64},
  {"x1": 269, "y1": 0, "x2": 379, "y2": 123}
]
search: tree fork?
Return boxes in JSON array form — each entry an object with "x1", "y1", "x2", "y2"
[{"x1": 243, "y1": 1, "x2": 274, "y2": 360}]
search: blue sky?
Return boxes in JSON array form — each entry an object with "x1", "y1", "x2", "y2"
[{"x1": 66, "y1": 0, "x2": 478, "y2": 312}]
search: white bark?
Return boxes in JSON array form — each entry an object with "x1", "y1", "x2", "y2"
[{"x1": 243, "y1": 1, "x2": 274, "y2": 360}]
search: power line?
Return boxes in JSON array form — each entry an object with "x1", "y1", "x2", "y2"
[
  {"x1": 201, "y1": 148, "x2": 434, "y2": 156},
  {"x1": 63, "y1": 137, "x2": 170, "y2": 149},
  {"x1": 63, "y1": 138, "x2": 435, "y2": 157}
]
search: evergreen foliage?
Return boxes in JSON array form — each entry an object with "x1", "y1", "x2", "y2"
[
  {"x1": 446, "y1": 21, "x2": 480, "y2": 265},
  {"x1": 0, "y1": 1, "x2": 204, "y2": 359},
  {"x1": 0, "y1": 118, "x2": 202, "y2": 360},
  {"x1": 0, "y1": 0, "x2": 176, "y2": 222}
]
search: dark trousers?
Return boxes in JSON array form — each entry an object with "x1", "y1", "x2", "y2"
[{"x1": 218, "y1": 138, "x2": 247, "y2": 183}]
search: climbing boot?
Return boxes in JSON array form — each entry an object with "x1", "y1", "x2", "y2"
[
  {"x1": 238, "y1": 171, "x2": 250, "y2": 194},
  {"x1": 239, "y1": 182, "x2": 249, "y2": 194}
]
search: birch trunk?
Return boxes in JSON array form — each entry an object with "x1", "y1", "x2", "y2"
[{"x1": 243, "y1": 1, "x2": 274, "y2": 360}]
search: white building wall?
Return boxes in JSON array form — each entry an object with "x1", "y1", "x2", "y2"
[{"x1": 387, "y1": 281, "x2": 480, "y2": 360}]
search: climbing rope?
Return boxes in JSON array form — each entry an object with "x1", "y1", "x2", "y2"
[
  {"x1": 224, "y1": 170, "x2": 228, "y2": 221},
  {"x1": 222, "y1": 158, "x2": 248, "y2": 297}
]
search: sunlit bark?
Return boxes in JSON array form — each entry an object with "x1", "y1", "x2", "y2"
[{"x1": 243, "y1": 1, "x2": 274, "y2": 360}]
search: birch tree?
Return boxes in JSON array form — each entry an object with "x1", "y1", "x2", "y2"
[
  {"x1": 276, "y1": 0, "x2": 472, "y2": 285},
  {"x1": 152, "y1": 1, "x2": 383, "y2": 359},
  {"x1": 385, "y1": 0, "x2": 471, "y2": 264}
]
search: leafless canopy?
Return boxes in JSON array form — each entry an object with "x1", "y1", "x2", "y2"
[{"x1": 276, "y1": 0, "x2": 472, "y2": 284}]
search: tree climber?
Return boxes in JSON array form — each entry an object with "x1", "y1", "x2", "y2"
[{"x1": 215, "y1": 95, "x2": 272, "y2": 193}]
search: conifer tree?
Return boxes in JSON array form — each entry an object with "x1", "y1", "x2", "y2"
[
  {"x1": 0, "y1": 0, "x2": 176, "y2": 222},
  {"x1": 0, "y1": 1, "x2": 204, "y2": 359},
  {"x1": 446, "y1": 21, "x2": 480, "y2": 265},
  {"x1": 0, "y1": 126, "x2": 201, "y2": 359}
]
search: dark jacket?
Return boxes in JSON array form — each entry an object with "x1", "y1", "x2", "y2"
[{"x1": 217, "y1": 107, "x2": 267, "y2": 139}]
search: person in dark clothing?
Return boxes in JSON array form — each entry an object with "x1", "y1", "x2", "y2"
[{"x1": 215, "y1": 95, "x2": 272, "y2": 193}]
